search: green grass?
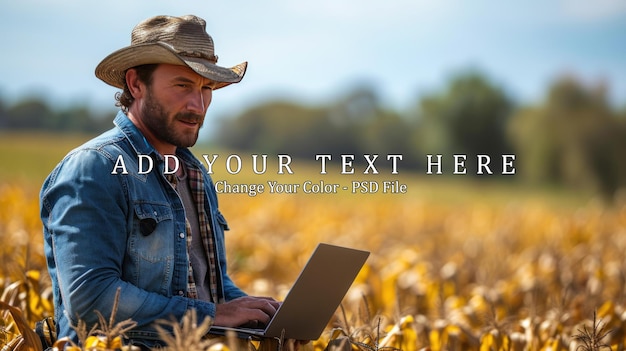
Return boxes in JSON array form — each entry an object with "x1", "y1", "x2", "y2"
[{"x1": 0, "y1": 131, "x2": 95, "y2": 185}]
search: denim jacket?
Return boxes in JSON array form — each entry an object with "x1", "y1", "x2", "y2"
[{"x1": 40, "y1": 111, "x2": 246, "y2": 347}]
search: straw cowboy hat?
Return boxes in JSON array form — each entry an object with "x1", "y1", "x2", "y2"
[{"x1": 95, "y1": 15, "x2": 247, "y2": 90}]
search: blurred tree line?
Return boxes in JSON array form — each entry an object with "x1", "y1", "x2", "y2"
[
  {"x1": 1, "y1": 70, "x2": 625, "y2": 199},
  {"x1": 216, "y1": 70, "x2": 626, "y2": 200},
  {"x1": 0, "y1": 96, "x2": 112, "y2": 133}
]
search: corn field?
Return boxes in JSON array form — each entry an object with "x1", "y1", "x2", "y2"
[{"x1": 1, "y1": 179, "x2": 626, "y2": 351}]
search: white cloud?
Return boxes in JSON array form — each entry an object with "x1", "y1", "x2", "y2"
[
  {"x1": 559, "y1": 0, "x2": 626, "y2": 22},
  {"x1": 0, "y1": 0, "x2": 624, "y2": 112}
]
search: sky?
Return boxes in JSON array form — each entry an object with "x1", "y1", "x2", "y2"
[{"x1": 1, "y1": 0, "x2": 625, "y2": 124}]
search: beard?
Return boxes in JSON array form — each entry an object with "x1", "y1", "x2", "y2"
[{"x1": 141, "y1": 88, "x2": 205, "y2": 148}]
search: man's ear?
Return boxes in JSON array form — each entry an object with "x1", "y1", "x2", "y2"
[{"x1": 125, "y1": 68, "x2": 145, "y2": 99}]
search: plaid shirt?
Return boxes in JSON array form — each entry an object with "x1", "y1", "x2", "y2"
[{"x1": 167, "y1": 162, "x2": 219, "y2": 303}]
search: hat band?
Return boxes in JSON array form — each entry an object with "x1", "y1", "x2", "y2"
[{"x1": 178, "y1": 50, "x2": 218, "y2": 63}]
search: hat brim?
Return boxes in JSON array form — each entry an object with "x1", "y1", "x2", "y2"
[{"x1": 95, "y1": 42, "x2": 247, "y2": 90}]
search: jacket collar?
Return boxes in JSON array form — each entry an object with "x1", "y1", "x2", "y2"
[
  {"x1": 113, "y1": 110, "x2": 201, "y2": 167},
  {"x1": 113, "y1": 111, "x2": 158, "y2": 157}
]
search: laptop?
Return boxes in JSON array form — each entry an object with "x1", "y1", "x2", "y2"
[{"x1": 208, "y1": 243, "x2": 370, "y2": 340}]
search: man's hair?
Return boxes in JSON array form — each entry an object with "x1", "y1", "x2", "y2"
[{"x1": 115, "y1": 64, "x2": 159, "y2": 112}]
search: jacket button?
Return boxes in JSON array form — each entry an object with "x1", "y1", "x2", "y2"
[
  {"x1": 179, "y1": 232, "x2": 185, "y2": 239},
  {"x1": 178, "y1": 291, "x2": 184, "y2": 296}
]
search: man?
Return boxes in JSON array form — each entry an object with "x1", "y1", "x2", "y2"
[{"x1": 41, "y1": 15, "x2": 279, "y2": 348}]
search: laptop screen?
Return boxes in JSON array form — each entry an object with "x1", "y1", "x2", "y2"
[{"x1": 208, "y1": 243, "x2": 370, "y2": 340}]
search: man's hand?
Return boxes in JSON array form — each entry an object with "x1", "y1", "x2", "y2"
[{"x1": 214, "y1": 296, "x2": 280, "y2": 327}]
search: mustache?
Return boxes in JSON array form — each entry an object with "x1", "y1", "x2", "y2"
[{"x1": 176, "y1": 112, "x2": 204, "y2": 124}]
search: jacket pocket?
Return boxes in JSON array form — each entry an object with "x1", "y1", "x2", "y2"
[
  {"x1": 127, "y1": 202, "x2": 175, "y2": 293},
  {"x1": 215, "y1": 211, "x2": 230, "y2": 231}
]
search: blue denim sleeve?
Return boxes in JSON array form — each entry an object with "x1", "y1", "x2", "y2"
[{"x1": 41, "y1": 148, "x2": 216, "y2": 341}]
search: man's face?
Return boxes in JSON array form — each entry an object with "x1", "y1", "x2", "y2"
[{"x1": 139, "y1": 64, "x2": 213, "y2": 148}]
